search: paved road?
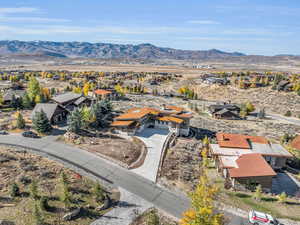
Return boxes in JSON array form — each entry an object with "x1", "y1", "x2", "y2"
[
  {"x1": 267, "y1": 113, "x2": 300, "y2": 126},
  {"x1": 0, "y1": 134, "x2": 190, "y2": 218},
  {"x1": 132, "y1": 128, "x2": 169, "y2": 182},
  {"x1": 0, "y1": 134, "x2": 251, "y2": 224}
]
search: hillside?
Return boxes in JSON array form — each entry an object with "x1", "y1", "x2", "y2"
[{"x1": 0, "y1": 40, "x2": 245, "y2": 59}]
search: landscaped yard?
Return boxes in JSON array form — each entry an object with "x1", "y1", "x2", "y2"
[
  {"x1": 0, "y1": 146, "x2": 119, "y2": 225},
  {"x1": 206, "y1": 166, "x2": 300, "y2": 221},
  {"x1": 222, "y1": 191, "x2": 300, "y2": 221}
]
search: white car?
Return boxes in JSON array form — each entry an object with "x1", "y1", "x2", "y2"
[{"x1": 248, "y1": 210, "x2": 280, "y2": 225}]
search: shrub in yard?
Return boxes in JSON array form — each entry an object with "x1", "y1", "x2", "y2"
[
  {"x1": 277, "y1": 192, "x2": 287, "y2": 204},
  {"x1": 60, "y1": 172, "x2": 71, "y2": 209},
  {"x1": 253, "y1": 185, "x2": 262, "y2": 201},
  {"x1": 284, "y1": 110, "x2": 292, "y2": 117},
  {"x1": 19, "y1": 175, "x2": 31, "y2": 185},
  {"x1": 30, "y1": 179, "x2": 39, "y2": 200},
  {"x1": 40, "y1": 196, "x2": 50, "y2": 211},
  {"x1": 10, "y1": 183, "x2": 20, "y2": 198},
  {"x1": 94, "y1": 182, "x2": 105, "y2": 202},
  {"x1": 33, "y1": 203, "x2": 44, "y2": 225},
  {"x1": 147, "y1": 210, "x2": 160, "y2": 225},
  {"x1": 61, "y1": 184, "x2": 71, "y2": 209}
]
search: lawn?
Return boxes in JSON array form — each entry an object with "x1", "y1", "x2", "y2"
[
  {"x1": 222, "y1": 191, "x2": 300, "y2": 221},
  {"x1": 205, "y1": 163, "x2": 300, "y2": 221}
]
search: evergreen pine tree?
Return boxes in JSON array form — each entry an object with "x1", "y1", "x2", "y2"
[
  {"x1": 67, "y1": 108, "x2": 83, "y2": 133},
  {"x1": 22, "y1": 92, "x2": 32, "y2": 109},
  {"x1": 33, "y1": 203, "x2": 44, "y2": 225},
  {"x1": 94, "y1": 182, "x2": 105, "y2": 202},
  {"x1": 40, "y1": 196, "x2": 50, "y2": 211},
  {"x1": 32, "y1": 110, "x2": 52, "y2": 134},
  {"x1": 16, "y1": 112, "x2": 26, "y2": 129},
  {"x1": 30, "y1": 179, "x2": 39, "y2": 200},
  {"x1": 10, "y1": 183, "x2": 20, "y2": 198}
]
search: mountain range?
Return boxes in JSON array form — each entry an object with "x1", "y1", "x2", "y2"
[{"x1": 0, "y1": 40, "x2": 245, "y2": 60}]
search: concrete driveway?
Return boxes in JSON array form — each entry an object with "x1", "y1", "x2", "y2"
[{"x1": 132, "y1": 128, "x2": 169, "y2": 182}]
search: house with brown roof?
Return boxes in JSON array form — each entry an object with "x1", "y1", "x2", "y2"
[
  {"x1": 291, "y1": 135, "x2": 300, "y2": 151},
  {"x1": 210, "y1": 133, "x2": 293, "y2": 191},
  {"x1": 93, "y1": 89, "x2": 119, "y2": 100},
  {"x1": 111, "y1": 105, "x2": 192, "y2": 136}
]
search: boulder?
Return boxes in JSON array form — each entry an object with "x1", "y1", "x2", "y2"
[{"x1": 63, "y1": 207, "x2": 82, "y2": 221}]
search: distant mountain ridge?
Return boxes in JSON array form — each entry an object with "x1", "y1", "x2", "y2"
[{"x1": 0, "y1": 40, "x2": 245, "y2": 60}]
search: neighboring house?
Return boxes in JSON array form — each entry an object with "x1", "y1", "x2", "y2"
[
  {"x1": 52, "y1": 92, "x2": 82, "y2": 106},
  {"x1": 51, "y1": 92, "x2": 91, "y2": 111},
  {"x1": 291, "y1": 135, "x2": 300, "y2": 151},
  {"x1": 31, "y1": 103, "x2": 68, "y2": 124},
  {"x1": 93, "y1": 89, "x2": 119, "y2": 100},
  {"x1": 111, "y1": 105, "x2": 192, "y2": 136},
  {"x1": 277, "y1": 80, "x2": 293, "y2": 92},
  {"x1": 203, "y1": 77, "x2": 229, "y2": 85},
  {"x1": 208, "y1": 104, "x2": 241, "y2": 120},
  {"x1": 210, "y1": 133, "x2": 293, "y2": 191},
  {"x1": 2, "y1": 89, "x2": 26, "y2": 105}
]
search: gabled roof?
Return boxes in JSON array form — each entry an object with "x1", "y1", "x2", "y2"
[
  {"x1": 158, "y1": 116, "x2": 183, "y2": 124},
  {"x1": 52, "y1": 92, "x2": 82, "y2": 104},
  {"x1": 94, "y1": 89, "x2": 112, "y2": 95},
  {"x1": 111, "y1": 120, "x2": 135, "y2": 127},
  {"x1": 73, "y1": 96, "x2": 88, "y2": 106},
  {"x1": 164, "y1": 105, "x2": 184, "y2": 113},
  {"x1": 174, "y1": 113, "x2": 193, "y2": 119},
  {"x1": 228, "y1": 153, "x2": 276, "y2": 178},
  {"x1": 216, "y1": 133, "x2": 269, "y2": 149},
  {"x1": 31, "y1": 103, "x2": 65, "y2": 121},
  {"x1": 291, "y1": 135, "x2": 300, "y2": 151},
  {"x1": 116, "y1": 107, "x2": 160, "y2": 120},
  {"x1": 209, "y1": 104, "x2": 240, "y2": 113},
  {"x1": 3, "y1": 89, "x2": 26, "y2": 101}
]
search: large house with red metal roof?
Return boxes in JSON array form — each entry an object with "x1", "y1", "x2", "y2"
[
  {"x1": 210, "y1": 133, "x2": 293, "y2": 191},
  {"x1": 291, "y1": 135, "x2": 300, "y2": 151},
  {"x1": 111, "y1": 105, "x2": 192, "y2": 136}
]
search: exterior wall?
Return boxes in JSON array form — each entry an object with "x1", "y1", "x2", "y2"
[
  {"x1": 179, "y1": 127, "x2": 189, "y2": 136},
  {"x1": 234, "y1": 176, "x2": 274, "y2": 191},
  {"x1": 275, "y1": 157, "x2": 287, "y2": 168},
  {"x1": 154, "y1": 120, "x2": 169, "y2": 129},
  {"x1": 263, "y1": 156, "x2": 287, "y2": 169}
]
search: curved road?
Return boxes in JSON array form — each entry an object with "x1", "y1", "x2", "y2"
[{"x1": 0, "y1": 134, "x2": 248, "y2": 225}]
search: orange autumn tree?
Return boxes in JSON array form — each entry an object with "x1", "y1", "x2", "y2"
[{"x1": 180, "y1": 151, "x2": 223, "y2": 225}]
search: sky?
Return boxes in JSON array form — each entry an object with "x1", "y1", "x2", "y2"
[{"x1": 0, "y1": 0, "x2": 299, "y2": 55}]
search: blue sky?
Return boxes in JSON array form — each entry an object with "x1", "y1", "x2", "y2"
[{"x1": 0, "y1": 0, "x2": 299, "y2": 55}]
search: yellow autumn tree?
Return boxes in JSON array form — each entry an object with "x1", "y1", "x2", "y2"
[
  {"x1": 180, "y1": 167, "x2": 224, "y2": 225},
  {"x1": 178, "y1": 86, "x2": 188, "y2": 95},
  {"x1": 72, "y1": 86, "x2": 82, "y2": 94},
  {"x1": 42, "y1": 88, "x2": 50, "y2": 101},
  {"x1": 83, "y1": 83, "x2": 90, "y2": 96}
]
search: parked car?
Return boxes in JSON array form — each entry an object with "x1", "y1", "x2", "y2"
[
  {"x1": 22, "y1": 131, "x2": 39, "y2": 138},
  {"x1": 0, "y1": 130, "x2": 8, "y2": 135},
  {"x1": 248, "y1": 210, "x2": 281, "y2": 225}
]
